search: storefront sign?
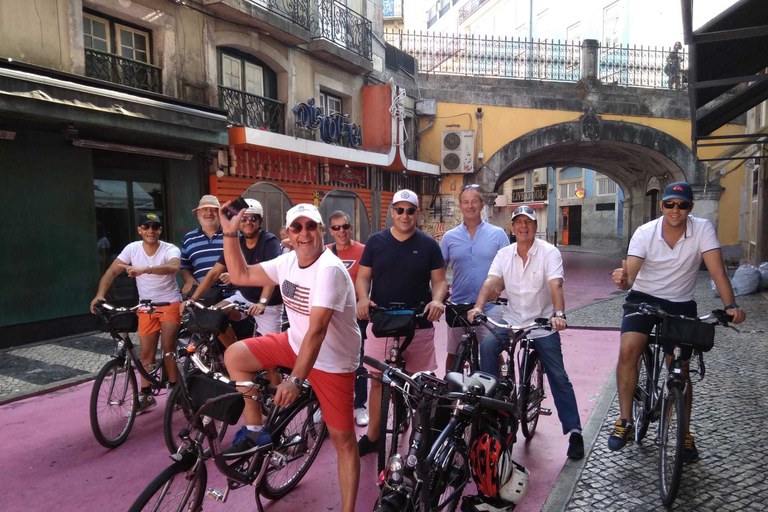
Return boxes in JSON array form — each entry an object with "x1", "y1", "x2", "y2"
[
  {"x1": 329, "y1": 165, "x2": 366, "y2": 186},
  {"x1": 292, "y1": 98, "x2": 363, "y2": 147}
]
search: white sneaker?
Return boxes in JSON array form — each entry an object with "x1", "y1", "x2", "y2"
[
  {"x1": 354, "y1": 407, "x2": 369, "y2": 426},
  {"x1": 313, "y1": 407, "x2": 323, "y2": 424}
]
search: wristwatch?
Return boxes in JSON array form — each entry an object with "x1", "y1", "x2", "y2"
[
  {"x1": 554, "y1": 311, "x2": 567, "y2": 320},
  {"x1": 259, "y1": 298, "x2": 268, "y2": 305},
  {"x1": 724, "y1": 303, "x2": 739, "y2": 310},
  {"x1": 289, "y1": 376, "x2": 304, "y2": 388}
]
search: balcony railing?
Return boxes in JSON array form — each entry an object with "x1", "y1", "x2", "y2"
[
  {"x1": 599, "y1": 45, "x2": 688, "y2": 90},
  {"x1": 458, "y1": 0, "x2": 489, "y2": 24},
  {"x1": 311, "y1": 0, "x2": 372, "y2": 60},
  {"x1": 218, "y1": 85, "x2": 285, "y2": 134},
  {"x1": 248, "y1": 0, "x2": 310, "y2": 30},
  {"x1": 85, "y1": 48, "x2": 162, "y2": 93},
  {"x1": 511, "y1": 188, "x2": 548, "y2": 203}
]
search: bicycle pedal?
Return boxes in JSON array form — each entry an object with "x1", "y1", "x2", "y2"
[
  {"x1": 539, "y1": 408, "x2": 553, "y2": 416},
  {"x1": 206, "y1": 488, "x2": 224, "y2": 502}
]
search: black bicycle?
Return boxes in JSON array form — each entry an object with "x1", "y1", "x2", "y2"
[
  {"x1": 90, "y1": 300, "x2": 180, "y2": 448},
  {"x1": 624, "y1": 302, "x2": 735, "y2": 506},
  {"x1": 369, "y1": 304, "x2": 427, "y2": 474},
  {"x1": 445, "y1": 299, "x2": 507, "y2": 375},
  {"x1": 129, "y1": 350, "x2": 327, "y2": 512},
  {"x1": 476, "y1": 315, "x2": 552, "y2": 440}
]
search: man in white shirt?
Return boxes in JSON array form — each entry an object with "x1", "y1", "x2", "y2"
[
  {"x1": 90, "y1": 213, "x2": 182, "y2": 413},
  {"x1": 468, "y1": 205, "x2": 583, "y2": 459},
  {"x1": 609, "y1": 181, "x2": 745, "y2": 460},
  {"x1": 220, "y1": 203, "x2": 361, "y2": 512}
]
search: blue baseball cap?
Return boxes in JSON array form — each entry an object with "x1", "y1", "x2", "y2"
[{"x1": 662, "y1": 182, "x2": 693, "y2": 202}]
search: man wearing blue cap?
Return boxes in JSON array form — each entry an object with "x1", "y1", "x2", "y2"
[{"x1": 609, "y1": 181, "x2": 746, "y2": 461}]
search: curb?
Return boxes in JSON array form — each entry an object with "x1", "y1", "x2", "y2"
[
  {"x1": 540, "y1": 368, "x2": 618, "y2": 512},
  {"x1": 0, "y1": 372, "x2": 97, "y2": 407}
]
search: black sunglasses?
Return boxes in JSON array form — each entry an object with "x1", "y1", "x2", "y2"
[
  {"x1": 394, "y1": 207, "x2": 417, "y2": 216},
  {"x1": 662, "y1": 201, "x2": 691, "y2": 211},
  {"x1": 288, "y1": 220, "x2": 319, "y2": 234},
  {"x1": 330, "y1": 223, "x2": 351, "y2": 231},
  {"x1": 141, "y1": 223, "x2": 161, "y2": 231},
  {"x1": 240, "y1": 215, "x2": 261, "y2": 223}
]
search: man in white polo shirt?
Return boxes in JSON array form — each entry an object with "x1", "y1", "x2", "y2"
[
  {"x1": 468, "y1": 205, "x2": 583, "y2": 459},
  {"x1": 609, "y1": 181, "x2": 745, "y2": 461}
]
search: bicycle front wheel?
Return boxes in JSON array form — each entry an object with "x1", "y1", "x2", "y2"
[
  {"x1": 429, "y1": 441, "x2": 469, "y2": 512},
  {"x1": 520, "y1": 352, "x2": 544, "y2": 439},
  {"x1": 378, "y1": 384, "x2": 407, "y2": 474},
  {"x1": 90, "y1": 358, "x2": 137, "y2": 448},
  {"x1": 128, "y1": 460, "x2": 207, "y2": 512},
  {"x1": 659, "y1": 383, "x2": 686, "y2": 506},
  {"x1": 259, "y1": 398, "x2": 328, "y2": 500},
  {"x1": 633, "y1": 347, "x2": 653, "y2": 442}
]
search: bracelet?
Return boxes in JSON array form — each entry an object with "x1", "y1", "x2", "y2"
[
  {"x1": 724, "y1": 303, "x2": 739, "y2": 310},
  {"x1": 222, "y1": 232, "x2": 239, "y2": 238}
]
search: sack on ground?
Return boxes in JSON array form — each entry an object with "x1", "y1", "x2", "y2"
[
  {"x1": 758, "y1": 262, "x2": 768, "y2": 290},
  {"x1": 732, "y1": 264, "x2": 761, "y2": 296}
]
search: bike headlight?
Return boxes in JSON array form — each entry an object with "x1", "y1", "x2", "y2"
[{"x1": 388, "y1": 454, "x2": 404, "y2": 472}]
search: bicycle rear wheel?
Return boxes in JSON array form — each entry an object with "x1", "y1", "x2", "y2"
[
  {"x1": 633, "y1": 347, "x2": 653, "y2": 442},
  {"x1": 378, "y1": 384, "x2": 408, "y2": 474},
  {"x1": 163, "y1": 377, "x2": 228, "y2": 454},
  {"x1": 90, "y1": 358, "x2": 137, "y2": 448},
  {"x1": 128, "y1": 460, "x2": 207, "y2": 512},
  {"x1": 520, "y1": 352, "x2": 544, "y2": 439},
  {"x1": 659, "y1": 383, "x2": 686, "y2": 506},
  {"x1": 259, "y1": 398, "x2": 328, "y2": 500}
]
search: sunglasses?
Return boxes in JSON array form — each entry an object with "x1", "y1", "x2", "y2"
[
  {"x1": 512, "y1": 206, "x2": 535, "y2": 216},
  {"x1": 240, "y1": 215, "x2": 261, "y2": 223},
  {"x1": 662, "y1": 201, "x2": 691, "y2": 211},
  {"x1": 330, "y1": 224, "x2": 351, "y2": 231},
  {"x1": 288, "y1": 220, "x2": 319, "y2": 234},
  {"x1": 461, "y1": 184, "x2": 480, "y2": 191},
  {"x1": 141, "y1": 223, "x2": 161, "y2": 231},
  {"x1": 394, "y1": 207, "x2": 417, "y2": 216}
]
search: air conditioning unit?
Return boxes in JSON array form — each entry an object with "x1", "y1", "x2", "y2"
[{"x1": 441, "y1": 130, "x2": 474, "y2": 174}]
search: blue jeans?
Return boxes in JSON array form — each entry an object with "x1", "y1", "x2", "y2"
[{"x1": 480, "y1": 328, "x2": 581, "y2": 435}]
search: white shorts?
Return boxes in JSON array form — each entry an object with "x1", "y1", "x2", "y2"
[
  {"x1": 446, "y1": 304, "x2": 503, "y2": 355},
  {"x1": 227, "y1": 291, "x2": 283, "y2": 336}
]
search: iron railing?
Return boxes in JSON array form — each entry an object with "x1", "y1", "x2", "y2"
[
  {"x1": 311, "y1": 0, "x2": 372, "y2": 60},
  {"x1": 218, "y1": 85, "x2": 285, "y2": 134},
  {"x1": 84, "y1": 48, "x2": 162, "y2": 93},
  {"x1": 247, "y1": 0, "x2": 310, "y2": 30},
  {"x1": 599, "y1": 45, "x2": 688, "y2": 89},
  {"x1": 384, "y1": 31, "x2": 580, "y2": 82},
  {"x1": 458, "y1": 0, "x2": 489, "y2": 24}
]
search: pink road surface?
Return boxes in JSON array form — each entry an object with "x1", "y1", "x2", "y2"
[{"x1": 0, "y1": 251, "x2": 622, "y2": 511}]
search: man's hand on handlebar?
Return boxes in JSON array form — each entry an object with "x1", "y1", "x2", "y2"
[
  {"x1": 357, "y1": 297, "x2": 376, "y2": 321},
  {"x1": 274, "y1": 379, "x2": 301, "y2": 407},
  {"x1": 247, "y1": 303, "x2": 266, "y2": 317},
  {"x1": 424, "y1": 300, "x2": 445, "y2": 322},
  {"x1": 466, "y1": 307, "x2": 484, "y2": 323},
  {"x1": 725, "y1": 307, "x2": 746, "y2": 324},
  {"x1": 549, "y1": 316, "x2": 567, "y2": 331},
  {"x1": 90, "y1": 296, "x2": 105, "y2": 314}
]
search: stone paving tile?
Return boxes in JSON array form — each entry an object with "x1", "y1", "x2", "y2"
[
  {"x1": 9, "y1": 343, "x2": 113, "y2": 374},
  {"x1": 0, "y1": 353, "x2": 89, "y2": 385},
  {"x1": 565, "y1": 274, "x2": 768, "y2": 511}
]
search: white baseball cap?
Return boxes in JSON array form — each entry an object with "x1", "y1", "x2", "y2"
[
  {"x1": 286, "y1": 203, "x2": 323, "y2": 226},
  {"x1": 392, "y1": 189, "x2": 419, "y2": 208}
]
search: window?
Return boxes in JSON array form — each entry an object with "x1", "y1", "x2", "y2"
[
  {"x1": 603, "y1": 1, "x2": 623, "y2": 47},
  {"x1": 220, "y1": 52, "x2": 272, "y2": 98},
  {"x1": 116, "y1": 24, "x2": 149, "y2": 63},
  {"x1": 83, "y1": 14, "x2": 110, "y2": 52},
  {"x1": 319, "y1": 92, "x2": 343, "y2": 115},
  {"x1": 596, "y1": 202, "x2": 615, "y2": 211},
  {"x1": 566, "y1": 22, "x2": 581, "y2": 41},
  {"x1": 596, "y1": 178, "x2": 618, "y2": 195},
  {"x1": 559, "y1": 182, "x2": 582, "y2": 199},
  {"x1": 513, "y1": 177, "x2": 525, "y2": 189}
]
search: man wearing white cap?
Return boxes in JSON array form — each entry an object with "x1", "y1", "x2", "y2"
[
  {"x1": 355, "y1": 189, "x2": 447, "y2": 456},
  {"x1": 468, "y1": 205, "x2": 584, "y2": 459},
  {"x1": 220, "y1": 202, "x2": 361, "y2": 512},
  {"x1": 180, "y1": 195, "x2": 228, "y2": 303},
  {"x1": 185, "y1": 199, "x2": 283, "y2": 345}
]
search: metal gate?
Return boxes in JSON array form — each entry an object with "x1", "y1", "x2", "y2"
[
  {"x1": 319, "y1": 190, "x2": 371, "y2": 244},
  {"x1": 243, "y1": 182, "x2": 293, "y2": 237}
]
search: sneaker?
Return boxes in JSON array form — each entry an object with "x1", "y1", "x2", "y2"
[
  {"x1": 358, "y1": 434, "x2": 380, "y2": 457},
  {"x1": 313, "y1": 407, "x2": 323, "y2": 425},
  {"x1": 683, "y1": 433, "x2": 699, "y2": 463},
  {"x1": 224, "y1": 426, "x2": 272, "y2": 456},
  {"x1": 132, "y1": 393, "x2": 157, "y2": 416},
  {"x1": 607, "y1": 419, "x2": 634, "y2": 451},
  {"x1": 354, "y1": 407, "x2": 370, "y2": 427},
  {"x1": 567, "y1": 432, "x2": 584, "y2": 459}
]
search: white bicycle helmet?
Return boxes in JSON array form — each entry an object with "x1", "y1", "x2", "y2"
[
  {"x1": 244, "y1": 198, "x2": 264, "y2": 217},
  {"x1": 497, "y1": 455, "x2": 530, "y2": 504}
]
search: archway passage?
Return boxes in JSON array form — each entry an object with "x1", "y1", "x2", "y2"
[{"x1": 476, "y1": 111, "x2": 721, "y2": 249}]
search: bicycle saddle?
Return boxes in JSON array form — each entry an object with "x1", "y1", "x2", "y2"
[{"x1": 444, "y1": 371, "x2": 499, "y2": 397}]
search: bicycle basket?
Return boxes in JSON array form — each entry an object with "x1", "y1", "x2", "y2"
[
  {"x1": 371, "y1": 309, "x2": 417, "y2": 338},
  {"x1": 186, "y1": 373, "x2": 245, "y2": 425},
  {"x1": 660, "y1": 316, "x2": 716, "y2": 352},
  {"x1": 446, "y1": 304, "x2": 474, "y2": 328},
  {"x1": 101, "y1": 311, "x2": 139, "y2": 333},
  {"x1": 185, "y1": 309, "x2": 229, "y2": 335}
]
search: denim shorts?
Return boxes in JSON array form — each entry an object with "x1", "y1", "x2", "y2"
[{"x1": 621, "y1": 291, "x2": 698, "y2": 360}]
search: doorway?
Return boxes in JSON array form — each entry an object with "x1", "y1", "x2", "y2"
[
  {"x1": 243, "y1": 182, "x2": 294, "y2": 237},
  {"x1": 561, "y1": 205, "x2": 582, "y2": 246},
  {"x1": 319, "y1": 190, "x2": 371, "y2": 244}
]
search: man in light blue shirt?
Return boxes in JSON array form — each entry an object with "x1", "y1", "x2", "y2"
[{"x1": 440, "y1": 185, "x2": 509, "y2": 371}]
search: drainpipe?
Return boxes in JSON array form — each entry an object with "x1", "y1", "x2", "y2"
[{"x1": 475, "y1": 108, "x2": 484, "y2": 168}]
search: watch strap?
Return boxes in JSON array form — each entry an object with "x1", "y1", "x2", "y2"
[{"x1": 724, "y1": 303, "x2": 739, "y2": 310}]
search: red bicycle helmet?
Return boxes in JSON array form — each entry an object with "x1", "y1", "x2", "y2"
[{"x1": 468, "y1": 427, "x2": 504, "y2": 497}]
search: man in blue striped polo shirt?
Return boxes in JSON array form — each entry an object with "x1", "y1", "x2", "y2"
[{"x1": 181, "y1": 195, "x2": 228, "y2": 302}]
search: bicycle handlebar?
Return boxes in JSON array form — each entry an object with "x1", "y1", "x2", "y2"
[
  {"x1": 624, "y1": 302, "x2": 734, "y2": 328},
  {"x1": 95, "y1": 300, "x2": 170, "y2": 313},
  {"x1": 183, "y1": 300, "x2": 247, "y2": 313},
  {"x1": 475, "y1": 314, "x2": 552, "y2": 332}
]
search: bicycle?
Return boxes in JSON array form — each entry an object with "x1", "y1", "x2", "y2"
[
  {"x1": 369, "y1": 304, "x2": 427, "y2": 475},
  {"x1": 90, "y1": 300, "x2": 180, "y2": 448},
  {"x1": 475, "y1": 315, "x2": 553, "y2": 440},
  {"x1": 366, "y1": 355, "x2": 518, "y2": 512},
  {"x1": 129, "y1": 348, "x2": 327, "y2": 512},
  {"x1": 624, "y1": 302, "x2": 735, "y2": 506},
  {"x1": 445, "y1": 299, "x2": 508, "y2": 375}
]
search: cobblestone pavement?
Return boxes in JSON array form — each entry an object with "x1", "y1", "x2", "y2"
[{"x1": 563, "y1": 274, "x2": 768, "y2": 511}]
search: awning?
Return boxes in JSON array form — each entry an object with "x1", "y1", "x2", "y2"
[
  {"x1": 0, "y1": 58, "x2": 228, "y2": 148},
  {"x1": 683, "y1": 0, "x2": 768, "y2": 158}
]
